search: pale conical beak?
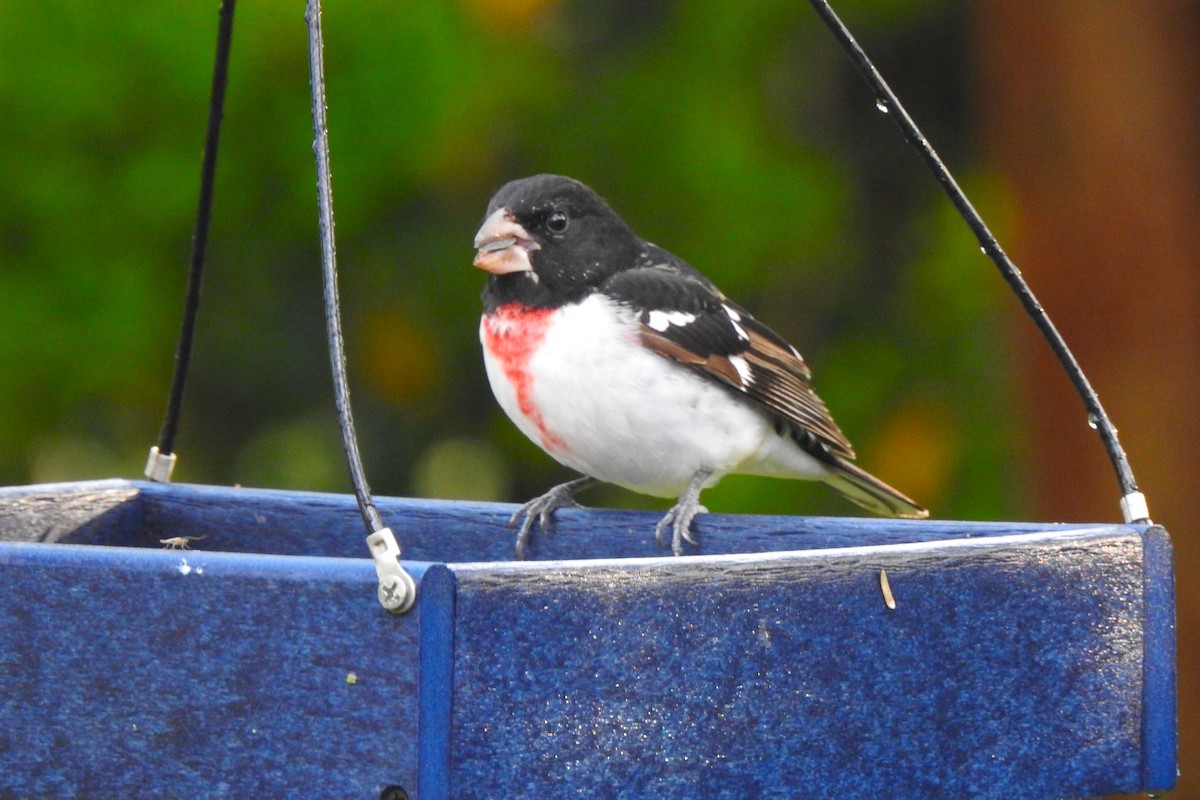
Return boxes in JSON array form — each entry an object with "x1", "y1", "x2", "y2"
[{"x1": 473, "y1": 208, "x2": 540, "y2": 275}]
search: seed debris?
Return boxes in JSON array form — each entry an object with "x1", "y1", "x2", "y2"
[{"x1": 880, "y1": 568, "x2": 896, "y2": 610}]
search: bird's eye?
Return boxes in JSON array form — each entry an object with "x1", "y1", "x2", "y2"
[{"x1": 546, "y1": 211, "x2": 569, "y2": 233}]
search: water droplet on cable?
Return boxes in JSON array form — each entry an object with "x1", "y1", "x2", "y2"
[
  {"x1": 875, "y1": 98, "x2": 889, "y2": 113},
  {"x1": 1087, "y1": 413, "x2": 1100, "y2": 430}
]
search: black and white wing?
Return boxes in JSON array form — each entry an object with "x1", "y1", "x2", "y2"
[{"x1": 601, "y1": 261, "x2": 856, "y2": 462}]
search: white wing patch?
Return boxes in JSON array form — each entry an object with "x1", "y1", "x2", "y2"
[
  {"x1": 723, "y1": 304, "x2": 749, "y2": 341},
  {"x1": 728, "y1": 354, "x2": 753, "y2": 385},
  {"x1": 646, "y1": 309, "x2": 697, "y2": 332}
]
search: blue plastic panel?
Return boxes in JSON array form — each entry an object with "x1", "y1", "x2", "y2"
[
  {"x1": 0, "y1": 481, "x2": 1177, "y2": 799},
  {"x1": 0, "y1": 478, "x2": 1144, "y2": 559},
  {"x1": 425, "y1": 529, "x2": 1176, "y2": 799},
  {"x1": 0, "y1": 540, "x2": 428, "y2": 797}
]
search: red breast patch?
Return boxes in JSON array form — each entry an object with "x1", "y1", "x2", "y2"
[{"x1": 482, "y1": 304, "x2": 567, "y2": 453}]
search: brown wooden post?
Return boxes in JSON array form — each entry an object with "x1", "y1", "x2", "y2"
[{"x1": 975, "y1": 3, "x2": 1200, "y2": 795}]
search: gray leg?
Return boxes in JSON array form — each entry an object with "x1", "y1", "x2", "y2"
[
  {"x1": 509, "y1": 476, "x2": 600, "y2": 559},
  {"x1": 654, "y1": 469, "x2": 712, "y2": 556}
]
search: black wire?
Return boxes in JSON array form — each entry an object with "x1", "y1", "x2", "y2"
[
  {"x1": 808, "y1": 0, "x2": 1142, "y2": 508},
  {"x1": 154, "y1": 0, "x2": 236, "y2": 459},
  {"x1": 305, "y1": 0, "x2": 385, "y2": 534}
]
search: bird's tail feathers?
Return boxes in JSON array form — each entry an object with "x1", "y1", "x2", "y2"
[{"x1": 822, "y1": 458, "x2": 928, "y2": 519}]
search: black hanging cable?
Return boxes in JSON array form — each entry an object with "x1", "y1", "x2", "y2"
[
  {"x1": 808, "y1": 0, "x2": 1149, "y2": 524},
  {"x1": 146, "y1": 0, "x2": 236, "y2": 483},
  {"x1": 305, "y1": 0, "x2": 380, "y2": 535},
  {"x1": 306, "y1": 0, "x2": 416, "y2": 612}
]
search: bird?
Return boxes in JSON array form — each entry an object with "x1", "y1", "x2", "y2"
[{"x1": 473, "y1": 174, "x2": 928, "y2": 557}]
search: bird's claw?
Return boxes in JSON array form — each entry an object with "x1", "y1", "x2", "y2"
[
  {"x1": 508, "y1": 477, "x2": 596, "y2": 559},
  {"x1": 683, "y1": 513, "x2": 706, "y2": 545},
  {"x1": 509, "y1": 495, "x2": 566, "y2": 559},
  {"x1": 654, "y1": 469, "x2": 712, "y2": 556},
  {"x1": 654, "y1": 501, "x2": 708, "y2": 556}
]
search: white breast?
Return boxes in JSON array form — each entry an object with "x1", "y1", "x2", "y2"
[{"x1": 482, "y1": 294, "x2": 828, "y2": 497}]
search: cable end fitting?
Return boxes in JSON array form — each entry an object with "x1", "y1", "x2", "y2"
[
  {"x1": 1120, "y1": 491, "x2": 1150, "y2": 525},
  {"x1": 144, "y1": 446, "x2": 178, "y2": 483},
  {"x1": 366, "y1": 527, "x2": 416, "y2": 614}
]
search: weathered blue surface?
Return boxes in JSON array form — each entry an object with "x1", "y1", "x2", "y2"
[
  {"x1": 434, "y1": 530, "x2": 1174, "y2": 799},
  {"x1": 0, "y1": 478, "x2": 1139, "y2": 559},
  {"x1": 0, "y1": 480, "x2": 1177, "y2": 799},
  {"x1": 0, "y1": 540, "x2": 428, "y2": 798}
]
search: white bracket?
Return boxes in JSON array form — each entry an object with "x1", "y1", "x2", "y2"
[
  {"x1": 366, "y1": 527, "x2": 416, "y2": 614},
  {"x1": 144, "y1": 446, "x2": 178, "y2": 483},
  {"x1": 1120, "y1": 491, "x2": 1151, "y2": 524}
]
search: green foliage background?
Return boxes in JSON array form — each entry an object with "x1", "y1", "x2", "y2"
[{"x1": 0, "y1": 0, "x2": 1024, "y2": 526}]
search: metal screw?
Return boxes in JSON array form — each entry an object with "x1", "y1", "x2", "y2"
[
  {"x1": 377, "y1": 576, "x2": 414, "y2": 613},
  {"x1": 379, "y1": 786, "x2": 409, "y2": 800}
]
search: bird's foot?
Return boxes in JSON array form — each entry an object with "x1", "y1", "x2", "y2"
[
  {"x1": 509, "y1": 476, "x2": 599, "y2": 559},
  {"x1": 654, "y1": 469, "x2": 712, "y2": 556}
]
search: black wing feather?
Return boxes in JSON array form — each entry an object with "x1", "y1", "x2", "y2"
[{"x1": 601, "y1": 262, "x2": 856, "y2": 460}]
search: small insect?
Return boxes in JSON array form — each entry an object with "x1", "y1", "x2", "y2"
[
  {"x1": 160, "y1": 535, "x2": 206, "y2": 550},
  {"x1": 879, "y1": 568, "x2": 896, "y2": 610}
]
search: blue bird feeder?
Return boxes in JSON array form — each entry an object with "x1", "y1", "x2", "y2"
[{"x1": 0, "y1": 479, "x2": 1177, "y2": 798}]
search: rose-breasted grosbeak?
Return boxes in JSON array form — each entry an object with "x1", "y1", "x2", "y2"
[{"x1": 474, "y1": 174, "x2": 927, "y2": 557}]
